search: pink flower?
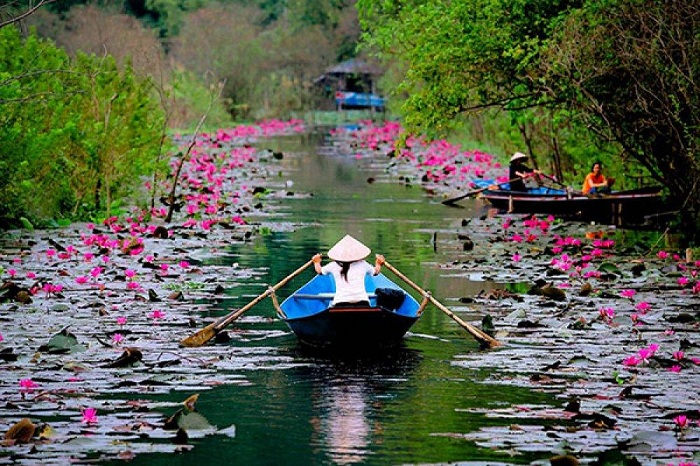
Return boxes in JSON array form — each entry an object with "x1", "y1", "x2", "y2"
[
  {"x1": 81, "y1": 407, "x2": 98, "y2": 424},
  {"x1": 125, "y1": 269, "x2": 136, "y2": 279},
  {"x1": 623, "y1": 356, "x2": 639, "y2": 366},
  {"x1": 150, "y1": 310, "x2": 165, "y2": 320},
  {"x1": 19, "y1": 379, "x2": 38, "y2": 390},
  {"x1": 657, "y1": 250, "x2": 668, "y2": 259},
  {"x1": 126, "y1": 281, "x2": 140, "y2": 290},
  {"x1": 116, "y1": 316, "x2": 127, "y2": 326},
  {"x1": 75, "y1": 276, "x2": 89, "y2": 285},
  {"x1": 8, "y1": 269, "x2": 16, "y2": 277},
  {"x1": 673, "y1": 351, "x2": 685, "y2": 361},
  {"x1": 0, "y1": 333, "x2": 3, "y2": 343},
  {"x1": 511, "y1": 254, "x2": 521, "y2": 262},
  {"x1": 674, "y1": 414, "x2": 689, "y2": 429},
  {"x1": 669, "y1": 365, "x2": 682, "y2": 373},
  {"x1": 26, "y1": 272, "x2": 36, "y2": 279},
  {"x1": 620, "y1": 289, "x2": 636, "y2": 299},
  {"x1": 90, "y1": 267, "x2": 103, "y2": 278},
  {"x1": 179, "y1": 261, "x2": 190, "y2": 269},
  {"x1": 635, "y1": 301, "x2": 651, "y2": 313},
  {"x1": 678, "y1": 276, "x2": 689, "y2": 286},
  {"x1": 112, "y1": 333, "x2": 124, "y2": 345}
]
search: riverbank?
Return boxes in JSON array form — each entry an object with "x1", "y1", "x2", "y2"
[{"x1": 1, "y1": 120, "x2": 699, "y2": 465}]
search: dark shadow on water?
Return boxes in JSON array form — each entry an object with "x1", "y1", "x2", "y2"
[{"x1": 290, "y1": 342, "x2": 422, "y2": 375}]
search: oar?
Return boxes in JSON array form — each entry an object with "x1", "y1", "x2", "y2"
[
  {"x1": 180, "y1": 259, "x2": 314, "y2": 347},
  {"x1": 382, "y1": 260, "x2": 502, "y2": 348},
  {"x1": 442, "y1": 177, "x2": 522, "y2": 206}
]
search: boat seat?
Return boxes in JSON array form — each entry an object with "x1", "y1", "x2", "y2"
[{"x1": 292, "y1": 293, "x2": 377, "y2": 300}]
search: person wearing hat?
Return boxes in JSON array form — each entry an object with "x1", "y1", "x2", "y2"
[
  {"x1": 508, "y1": 152, "x2": 540, "y2": 192},
  {"x1": 312, "y1": 235, "x2": 385, "y2": 307}
]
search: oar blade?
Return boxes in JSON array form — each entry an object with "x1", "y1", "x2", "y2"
[{"x1": 180, "y1": 323, "x2": 217, "y2": 347}]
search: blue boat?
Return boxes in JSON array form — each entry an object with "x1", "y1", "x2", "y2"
[
  {"x1": 276, "y1": 273, "x2": 425, "y2": 349},
  {"x1": 335, "y1": 91, "x2": 385, "y2": 111}
]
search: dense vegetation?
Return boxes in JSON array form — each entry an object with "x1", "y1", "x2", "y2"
[
  {"x1": 357, "y1": 0, "x2": 700, "y2": 236},
  {"x1": 0, "y1": 0, "x2": 361, "y2": 227},
  {"x1": 1, "y1": 0, "x2": 699, "y2": 243}
]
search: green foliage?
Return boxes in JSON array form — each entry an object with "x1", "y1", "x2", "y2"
[
  {"x1": 359, "y1": 0, "x2": 700, "y2": 225},
  {"x1": 0, "y1": 26, "x2": 167, "y2": 226}
]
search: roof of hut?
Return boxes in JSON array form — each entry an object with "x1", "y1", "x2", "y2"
[{"x1": 324, "y1": 58, "x2": 382, "y2": 76}]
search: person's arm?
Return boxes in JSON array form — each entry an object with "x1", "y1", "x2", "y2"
[
  {"x1": 312, "y1": 253, "x2": 323, "y2": 274},
  {"x1": 373, "y1": 254, "x2": 385, "y2": 275},
  {"x1": 592, "y1": 175, "x2": 608, "y2": 188}
]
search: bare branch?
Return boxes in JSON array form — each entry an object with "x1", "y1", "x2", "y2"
[{"x1": 0, "y1": 0, "x2": 56, "y2": 29}]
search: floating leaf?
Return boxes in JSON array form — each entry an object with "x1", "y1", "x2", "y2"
[
  {"x1": 39, "y1": 328, "x2": 85, "y2": 354},
  {"x1": 3, "y1": 418, "x2": 35, "y2": 444}
]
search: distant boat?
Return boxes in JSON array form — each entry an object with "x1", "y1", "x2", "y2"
[
  {"x1": 335, "y1": 91, "x2": 385, "y2": 111},
  {"x1": 476, "y1": 181, "x2": 664, "y2": 224},
  {"x1": 277, "y1": 273, "x2": 425, "y2": 349}
]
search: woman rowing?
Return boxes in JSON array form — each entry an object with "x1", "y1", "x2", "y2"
[{"x1": 312, "y1": 235, "x2": 384, "y2": 307}]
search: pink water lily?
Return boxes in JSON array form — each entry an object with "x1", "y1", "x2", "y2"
[
  {"x1": 669, "y1": 365, "x2": 682, "y2": 373},
  {"x1": 620, "y1": 289, "x2": 636, "y2": 299},
  {"x1": 116, "y1": 316, "x2": 127, "y2": 326},
  {"x1": 657, "y1": 250, "x2": 668, "y2": 259},
  {"x1": 674, "y1": 414, "x2": 689, "y2": 429},
  {"x1": 19, "y1": 378, "x2": 38, "y2": 390},
  {"x1": 81, "y1": 407, "x2": 98, "y2": 424},
  {"x1": 150, "y1": 309, "x2": 166, "y2": 320},
  {"x1": 635, "y1": 301, "x2": 651, "y2": 313},
  {"x1": 112, "y1": 333, "x2": 124, "y2": 345}
]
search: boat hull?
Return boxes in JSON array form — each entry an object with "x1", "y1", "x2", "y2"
[
  {"x1": 481, "y1": 187, "x2": 664, "y2": 224},
  {"x1": 285, "y1": 306, "x2": 418, "y2": 349},
  {"x1": 280, "y1": 273, "x2": 421, "y2": 349}
]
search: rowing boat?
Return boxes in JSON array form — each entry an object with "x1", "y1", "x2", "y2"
[
  {"x1": 275, "y1": 273, "x2": 426, "y2": 349},
  {"x1": 471, "y1": 180, "x2": 664, "y2": 224}
]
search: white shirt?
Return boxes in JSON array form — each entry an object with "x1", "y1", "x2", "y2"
[{"x1": 321, "y1": 260, "x2": 375, "y2": 305}]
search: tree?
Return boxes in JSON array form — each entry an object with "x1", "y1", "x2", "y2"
[
  {"x1": 358, "y1": 0, "x2": 700, "y2": 233},
  {"x1": 0, "y1": 26, "x2": 166, "y2": 225}
]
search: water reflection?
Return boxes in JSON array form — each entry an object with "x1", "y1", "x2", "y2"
[
  {"x1": 299, "y1": 348, "x2": 422, "y2": 465},
  {"x1": 318, "y1": 381, "x2": 371, "y2": 464}
]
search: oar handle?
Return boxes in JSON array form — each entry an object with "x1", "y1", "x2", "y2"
[
  {"x1": 214, "y1": 259, "x2": 314, "y2": 331},
  {"x1": 382, "y1": 261, "x2": 501, "y2": 348},
  {"x1": 442, "y1": 176, "x2": 523, "y2": 205}
]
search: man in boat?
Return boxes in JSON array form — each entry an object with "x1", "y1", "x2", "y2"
[
  {"x1": 312, "y1": 235, "x2": 385, "y2": 307},
  {"x1": 582, "y1": 161, "x2": 615, "y2": 194},
  {"x1": 508, "y1": 152, "x2": 541, "y2": 192}
]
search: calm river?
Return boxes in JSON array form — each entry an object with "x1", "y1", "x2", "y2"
[{"x1": 118, "y1": 130, "x2": 554, "y2": 465}]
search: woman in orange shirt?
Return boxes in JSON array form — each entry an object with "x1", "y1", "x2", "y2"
[{"x1": 582, "y1": 161, "x2": 613, "y2": 194}]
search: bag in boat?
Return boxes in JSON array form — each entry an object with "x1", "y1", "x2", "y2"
[{"x1": 375, "y1": 287, "x2": 406, "y2": 311}]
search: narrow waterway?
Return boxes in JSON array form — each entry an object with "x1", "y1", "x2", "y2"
[{"x1": 119, "y1": 131, "x2": 554, "y2": 465}]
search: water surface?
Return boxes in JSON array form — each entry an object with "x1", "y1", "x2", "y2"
[{"x1": 118, "y1": 131, "x2": 552, "y2": 465}]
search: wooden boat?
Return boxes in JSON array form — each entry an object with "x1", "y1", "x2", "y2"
[
  {"x1": 477, "y1": 183, "x2": 664, "y2": 224},
  {"x1": 275, "y1": 273, "x2": 426, "y2": 349}
]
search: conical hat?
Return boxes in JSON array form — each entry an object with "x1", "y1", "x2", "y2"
[
  {"x1": 510, "y1": 151, "x2": 529, "y2": 162},
  {"x1": 327, "y1": 235, "x2": 371, "y2": 262}
]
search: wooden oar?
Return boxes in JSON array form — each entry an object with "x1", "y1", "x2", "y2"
[
  {"x1": 382, "y1": 260, "x2": 502, "y2": 348},
  {"x1": 180, "y1": 259, "x2": 314, "y2": 347},
  {"x1": 442, "y1": 177, "x2": 521, "y2": 206}
]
